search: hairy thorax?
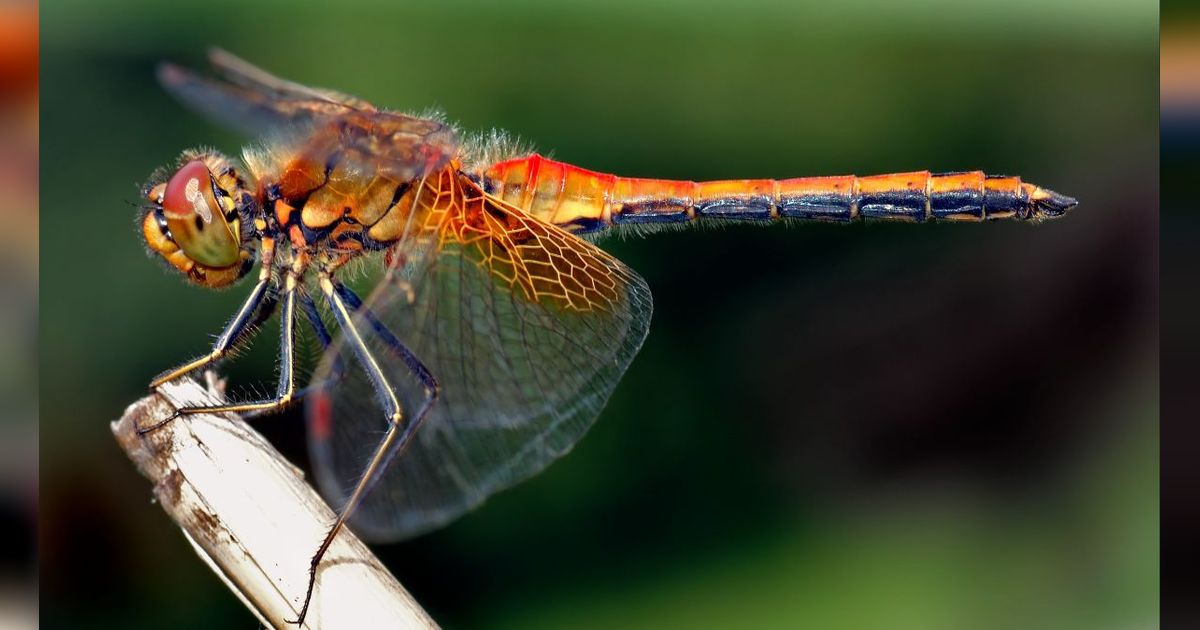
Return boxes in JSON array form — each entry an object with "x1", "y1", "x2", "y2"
[{"x1": 241, "y1": 111, "x2": 462, "y2": 268}]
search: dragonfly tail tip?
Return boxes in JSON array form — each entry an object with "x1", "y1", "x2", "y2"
[{"x1": 1031, "y1": 186, "x2": 1078, "y2": 219}]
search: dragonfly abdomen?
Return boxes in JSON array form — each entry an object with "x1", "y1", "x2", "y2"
[
  {"x1": 776, "y1": 171, "x2": 1011, "y2": 222},
  {"x1": 483, "y1": 155, "x2": 1077, "y2": 233}
]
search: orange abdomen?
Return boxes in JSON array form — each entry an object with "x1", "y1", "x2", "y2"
[{"x1": 482, "y1": 155, "x2": 1076, "y2": 233}]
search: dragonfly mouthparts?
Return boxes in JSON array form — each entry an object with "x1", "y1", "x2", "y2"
[{"x1": 1029, "y1": 186, "x2": 1079, "y2": 218}]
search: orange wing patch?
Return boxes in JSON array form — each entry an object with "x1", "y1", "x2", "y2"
[{"x1": 421, "y1": 172, "x2": 625, "y2": 312}]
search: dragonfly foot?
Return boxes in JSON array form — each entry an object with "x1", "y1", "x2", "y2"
[{"x1": 136, "y1": 409, "x2": 182, "y2": 435}]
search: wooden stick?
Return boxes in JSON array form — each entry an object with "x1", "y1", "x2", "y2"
[{"x1": 111, "y1": 378, "x2": 439, "y2": 630}]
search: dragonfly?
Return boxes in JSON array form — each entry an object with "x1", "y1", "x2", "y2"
[{"x1": 137, "y1": 49, "x2": 1078, "y2": 624}]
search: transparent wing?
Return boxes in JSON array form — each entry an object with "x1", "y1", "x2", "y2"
[
  {"x1": 206, "y1": 48, "x2": 377, "y2": 112},
  {"x1": 307, "y1": 177, "x2": 653, "y2": 541},
  {"x1": 157, "y1": 49, "x2": 458, "y2": 180},
  {"x1": 157, "y1": 50, "x2": 364, "y2": 136}
]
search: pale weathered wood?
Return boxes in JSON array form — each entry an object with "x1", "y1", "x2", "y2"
[{"x1": 111, "y1": 378, "x2": 439, "y2": 630}]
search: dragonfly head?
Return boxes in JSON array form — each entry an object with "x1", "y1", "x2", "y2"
[{"x1": 139, "y1": 150, "x2": 258, "y2": 288}]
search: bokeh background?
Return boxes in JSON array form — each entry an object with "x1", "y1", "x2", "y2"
[
  {"x1": 1161, "y1": 1, "x2": 1195, "y2": 625},
  {"x1": 0, "y1": 0, "x2": 37, "y2": 627},
  {"x1": 42, "y1": 0, "x2": 1158, "y2": 628}
]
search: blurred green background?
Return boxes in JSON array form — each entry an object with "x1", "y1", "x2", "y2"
[{"x1": 41, "y1": 0, "x2": 1158, "y2": 628}]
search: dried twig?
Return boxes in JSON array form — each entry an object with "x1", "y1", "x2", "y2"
[{"x1": 111, "y1": 378, "x2": 438, "y2": 630}]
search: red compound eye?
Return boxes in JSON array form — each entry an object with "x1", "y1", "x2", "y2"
[
  {"x1": 160, "y1": 160, "x2": 240, "y2": 267},
  {"x1": 162, "y1": 160, "x2": 218, "y2": 222}
]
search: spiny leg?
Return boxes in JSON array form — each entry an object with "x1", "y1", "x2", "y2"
[
  {"x1": 243, "y1": 290, "x2": 347, "y2": 419},
  {"x1": 137, "y1": 281, "x2": 276, "y2": 434},
  {"x1": 335, "y1": 281, "x2": 438, "y2": 395},
  {"x1": 292, "y1": 272, "x2": 438, "y2": 626},
  {"x1": 147, "y1": 276, "x2": 273, "y2": 391},
  {"x1": 328, "y1": 281, "x2": 439, "y2": 512},
  {"x1": 142, "y1": 256, "x2": 308, "y2": 434},
  {"x1": 173, "y1": 279, "x2": 298, "y2": 414},
  {"x1": 309, "y1": 280, "x2": 438, "y2": 455},
  {"x1": 149, "y1": 239, "x2": 278, "y2": 389}
]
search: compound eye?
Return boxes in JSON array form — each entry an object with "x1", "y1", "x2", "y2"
[{"x1": 161, "y1": 160, "x2": 240, "y2": 267}]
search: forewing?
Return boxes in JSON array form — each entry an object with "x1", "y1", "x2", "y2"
[
  {"x1": 160, "y1": 50, "x2": 458, "y2": 181},
  {"x1": 206, "y1": 48, "x2": 377, "y2": 112},
  {"x1": 157, "y1": 54, "x2": 361, "y2": 136},
  {"x1": 307, "y1": 179, "x2": 653, "y2": 541}
]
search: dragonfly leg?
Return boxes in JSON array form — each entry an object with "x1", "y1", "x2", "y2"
[
  {"x1": 138, "y1": 278, "x2": 299, "y2": 435},
  {"x1": 334, "y1": 280, "x2": 439, "y2": 399},
  {"x1": 142, "y1": 255, "x2": 312, "y2": 433},
  {"x1": 292, "y1": 273, "x2": 439, "y2": 626},
  {"x1": 149, "y1": 243, "x2": 278, "y2": 390},
  {"x1": 147, "y1": 276, "x2": 274, "y2": 390},
  {"x1": 242, "y1": 290, "x2": 347, "y2": 418},
  {"x1": 138, "y1": 280, "x2": 276, "y2": 434},
  {"x1": 169, "y1": 278, "x2": 301, "y2": 414}
]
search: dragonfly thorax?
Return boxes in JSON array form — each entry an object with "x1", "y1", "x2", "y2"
[{"x1": 240, "y1": 137, "x2": 444, "y2": 270}]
